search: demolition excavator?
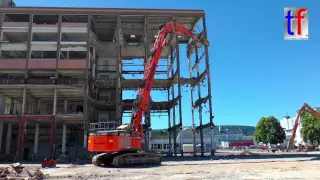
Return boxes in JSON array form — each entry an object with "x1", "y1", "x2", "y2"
[
  {"x1": 87, "y1": 22, "x2": 209, "y2": 167},
  {"x1": 287, "y1": 103, "x2": 320, "y2": 151}
]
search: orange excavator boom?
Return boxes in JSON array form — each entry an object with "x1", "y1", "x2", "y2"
[{"x1": 88, "y1": 21, "x2": 209, "y2": 167}]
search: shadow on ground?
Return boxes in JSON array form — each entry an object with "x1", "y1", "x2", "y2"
[
  {"x1": 161, "y1": 153, "x2": 320, "y2": 162},
  {"x1": 1, "y1": 153, "x2": 320, "y2": 167}
]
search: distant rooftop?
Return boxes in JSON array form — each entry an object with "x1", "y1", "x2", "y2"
[
  {"x1": 0, "y1": 0, "x2": 15, "y2": 8},
  {"x1": 152, "y1": 125, "x2": 256, "y2": 139}
]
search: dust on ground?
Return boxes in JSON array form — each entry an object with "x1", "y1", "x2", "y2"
[{"x1": 7, "y1": 156, "x2": 319, "y2": 180}]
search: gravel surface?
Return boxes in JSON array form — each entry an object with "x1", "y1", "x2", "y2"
[
  {"x1": 1, "y1": 151, "x2": 319, "y2": 180},
  {"x1": 37, "y1": 157, "x2": 320, "y2": 179}
]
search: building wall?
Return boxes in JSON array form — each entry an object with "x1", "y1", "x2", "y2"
[
  {"x1": 280, "y1": 116, "x2": 303, "y2": 145},
  {"x1": 148, "y1": 130, "x2": 255, "y2": 153},
  {"x1": 0, "y1": 122, "x2": 84, "y2": 161},
  {"x1": 280, "y1": 107, "x2": 320, "y2": 146},
  {"x1": 0, "y1": 7, "x2": 208, "y2": 160}
]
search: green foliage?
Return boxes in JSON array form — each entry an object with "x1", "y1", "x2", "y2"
[
  {"x1": 300, "y1": 111, "x2": 320, "y2": 144},
  {"x1": 254, "y1": 116, "x2": 286, "y2": 144},
  {"x1": 153, "y1": 129, "x2": 168, "y2": 135},
  {"x1": 159, "y1": 129, "x2": 168, "y2": 135}
]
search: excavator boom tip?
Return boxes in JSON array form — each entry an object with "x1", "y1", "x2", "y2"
[
  {"x1": 197, "y1": 34, "x2": 209, "y2": 46},
  {"x1": 203, "y1": 39, "x2": 210, "y2": 46}
]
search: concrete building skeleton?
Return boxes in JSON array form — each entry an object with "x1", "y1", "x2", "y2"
[{"x1": 0, "y1": 5, "x2": 213, "y2": 161}]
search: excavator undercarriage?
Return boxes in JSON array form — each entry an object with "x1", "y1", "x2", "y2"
[{"x1": 92, "y1": 149, "x2": 162, "y2": 167}]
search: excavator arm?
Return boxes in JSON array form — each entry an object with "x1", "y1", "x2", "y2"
[
  {"x1": 88, "y1": 22, "x2": 209, "y2": 167},
  {"x1": 287, "y1": 103, "x2": 320, "y2": 150},
  {"x1": 129, "y1": 22, "x2": 209, "y2": 137}
]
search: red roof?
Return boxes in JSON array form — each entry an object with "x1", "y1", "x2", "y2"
[{"x1": 229, "y1": 140, "x2": 254, "y2": 147}]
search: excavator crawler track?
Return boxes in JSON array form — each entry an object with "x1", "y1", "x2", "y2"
[
  {"x1": 92, "y1": 152, "x2": 161, "y2": 167},
  {"x1": 112, "y1": 152, "x2": 162, "y2": 167},
  {"x1": 92, "y1": 153, "x2": 115, "y2": 167}
]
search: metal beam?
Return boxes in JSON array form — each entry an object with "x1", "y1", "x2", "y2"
[
  {"x1": 195, "y1": 47, "x2": 204, "y2": 156},
  {"x1": 203, "y1": 16, "x2": 215, "y2": 156},
  {"x1": 190, "y1": 68, "x2": 208, "y2": 90},
  {"x1": 188, "y1": 16, "x2": 202, "y2": 44},
  {"x1": 144, "y1": 14, "x2": 149, "y2": 64},
  {"x1": 187, "y1": 43, "x2": 196, "y2": 156},
  {"x1": 0, "y1": 13, "x2": 3, "y2": 58},
  {"x1": 170, "y1": 46, "x2": 177, "y2": 156},
  {"x1": 0, "y1": 7, "x2": 205, "y2": 16},
  {"x1": 190, "y1": 51, "x2": 205, "y2": 73},
  {"x1": 167, "y1": 56, "x2": 172, "y2": 156}
]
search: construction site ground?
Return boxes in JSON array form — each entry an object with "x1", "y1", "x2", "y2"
[{"x1": 1, "y1": 150, "x2": 320, "y2": 180}]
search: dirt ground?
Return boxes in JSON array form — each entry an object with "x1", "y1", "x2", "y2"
[
  {"x1": 19, "y1": 156, "x2": 320, "y2": 180},
  {"x1": 1, "y1": 151, "x2": 320, "y2": 180}
]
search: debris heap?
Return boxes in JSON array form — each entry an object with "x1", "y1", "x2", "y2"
[
  {"x1": 240, "y1": 150, "x2": 257, "y2": 156},
  {"x1": 0, "y1": 163, "x2": 46, "y2": 180}
]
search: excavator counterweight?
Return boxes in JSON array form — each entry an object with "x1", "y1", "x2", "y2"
[{"x1": 87, "y1": 21, "x2": 210, "y2": 167}]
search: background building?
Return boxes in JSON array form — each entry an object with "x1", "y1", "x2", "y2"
[
  {"x1": 0, "y1": 3, "x2": 213, "y2": 161},
  {"x1": 149, "y1": 125, "x2": 255, "y2": 154},
  {"x1": 280, "y1": 107, "x2": 320, "y2": 146}
]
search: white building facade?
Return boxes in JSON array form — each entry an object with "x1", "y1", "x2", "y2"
[
  {"x1": 279, "y1": 107, "x2": 320, "y2": 146},
  {"x1": 148, "y1": 125, "x2": 256, "y2": 153}
]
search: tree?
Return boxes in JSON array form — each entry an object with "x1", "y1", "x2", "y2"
[
  {"x1": 254, "y1": 116, "x2": 286, "y2": 144},
  {"x1": 300, "y1": 111, "x2": 320, "y2": 144}
]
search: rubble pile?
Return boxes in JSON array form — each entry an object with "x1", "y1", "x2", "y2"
[
  {"x1": 0, "y1": 163, "x2": 46, "y2": 180},
  {"x1": 239, "y1": 150, "x2": 257, "y2": 155}
]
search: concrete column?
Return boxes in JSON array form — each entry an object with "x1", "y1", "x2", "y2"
[
  {"x1": 0, "y1": 96, "x2": 5, "y2": 153},
  {"x1": 115, "y1": 14, "x2": 121, "y2": 125},
  {"x1": 36, "y1": 100, "x2": 40, "y2": 113},
  {"x1": 0, "y1": 13, "x2": 3, "y2": 58},
  {"x1": 50, "y1": 88, "x2": 57, "y2": 159},
  {"x1": 92, "y1": 45, "x2": 96, "y2": 78},
  {"x1": 148, "y1": 129, "x2": 152, "y2": 151},
  {"x1": 179, "y1": 127, "x2": 183, "y2": 155},
  {"x1": 0, "y1": 121, "x2": 3, "y2": 152},
  {"x1": 33, "y1": 122, "x2": 39, "y2": 160},
  {"x1": 5, "y1": 123, "x2": 12, "y2": 155},
  {"x1": 83, "y1": 133, "x2": 87, "y2": 149},
  {"x1": 82, "y1": 15, "x2": 91, "y2": 153},
  {"x1": 0, "y1": 95, "x2": 5, "y2": 114},
  {"x1": 211, "y1": 128, "x2": 215, "y2": 155},
  {"x1": 9, "y1": 99, "x2": 14, "y2": 114},
  {"x1": 55, "y1": 14, "x2": 62, "y2": 78},
  {"x1": 25, "y1": 14, "x2": 33, "y2": 78},
  {"x1": 22, "y1": 87, "x2": 27, "y2": 115},
  {"x1": 64, "y1": 100, "x2": 68, "y2": 114},
  {"x1": 62, "y1": 124, "x2": 66, "y2": 154},
  {"x1": 53, "y1": 87, "x2": 57, "y2": 115}
]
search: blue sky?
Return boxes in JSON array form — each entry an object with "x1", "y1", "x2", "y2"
[{"x1": 14, "y1": 0, "x2": 320, "y2": 128}]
